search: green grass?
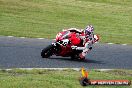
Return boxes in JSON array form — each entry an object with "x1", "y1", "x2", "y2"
[
  {"x1": 0, "y1": 69, "x2": 132, "y2": 88},
  {"x1": 0, "y1": 0, "x2": 132, "y2": 44}
]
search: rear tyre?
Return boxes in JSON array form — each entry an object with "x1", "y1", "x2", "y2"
[
  {"x1": 70, "y1": 50, "x2": 82, "y2": 60},
  {"x1": 41, "y1": 44, "x2": 53, "y2": 58},
  {"x1": 70, "y1": 54, "x2": 79, "y2": 60},
  {"x1": 71, "y1": 55, "x2": 85, "y2": 61}
]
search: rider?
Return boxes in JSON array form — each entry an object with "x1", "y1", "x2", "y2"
[
  {"x1": 64, "y1": 25, "x2": 97, "y2": 60},
  {"x1": 78, "y1": 25, "x2": 95, "y2": 60}
]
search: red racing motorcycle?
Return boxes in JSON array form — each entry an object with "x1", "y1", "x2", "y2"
[{"x1": 41, "y1": 30, "x2": 99, "y2": 60}]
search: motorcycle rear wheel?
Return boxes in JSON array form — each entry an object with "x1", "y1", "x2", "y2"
[{"x1": 70, "y1": 54, "x2": 79, "y2": 60}]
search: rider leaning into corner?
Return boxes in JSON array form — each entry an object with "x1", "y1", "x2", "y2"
[{"x1": 63, "y1": 25, "x2": 99, "y2": 60}]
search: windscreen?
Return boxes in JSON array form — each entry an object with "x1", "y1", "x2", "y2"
[{"x1": 61, "y1": 31, "x2": 70, "y2": 39}]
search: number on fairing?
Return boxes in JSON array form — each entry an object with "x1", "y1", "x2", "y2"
[{"x1": 62, "y1": 39, "x2": 69, "y2": 45}]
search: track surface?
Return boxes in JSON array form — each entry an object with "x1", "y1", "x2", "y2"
[{"x1": 0, "y1": 36, "x2": 132, "y2": 69}]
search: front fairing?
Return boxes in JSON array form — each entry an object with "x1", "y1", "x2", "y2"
[
  {"x1": 52, "y1": 41, "x2": 72, "y2": 57},
  {"x1": 56, "y1": 31, "x2": 70, "y2": 41}
]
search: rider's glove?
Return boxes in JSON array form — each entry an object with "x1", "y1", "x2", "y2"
[{"x1": 71, "y1": 46, "x2": 77, "y2": 50}]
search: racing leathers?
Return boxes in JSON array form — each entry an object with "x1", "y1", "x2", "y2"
[
  {"x1": 63, "y1": 28, "x2": 95, "y2": 59},
  {"x1": 77, "y1": 32, "x2": 94, "y2": 59}
]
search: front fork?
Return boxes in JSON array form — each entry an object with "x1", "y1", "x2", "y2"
[{"x1": 52, "y1": 42, "x2": 61, "y2": 54}]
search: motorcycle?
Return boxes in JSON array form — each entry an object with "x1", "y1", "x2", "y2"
[{"x1": 41, "y1": 30, "x2": 99, "y2": 60}]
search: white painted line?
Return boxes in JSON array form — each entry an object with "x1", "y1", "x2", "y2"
[
  {"x1": 122, "y1": 44, "x2": 127, "y2": 46},
  {"x1": 0, "y1": 68, "x2": 115, "y2": 72},
  {"x1": 0, "y1": 68, "x2": 80, "y2": 71},
  {"x1": 37, "y1": 38, "x2": 44, "y2": 40},
  {"x1": 96, "y1": 69, "x2": 112, "y2": 71},
  {"x1": 7, "y1": 36, "x2": 14, "y2": 38},
  {"x1": 107, "y1": 43, "x2": 114, "y2": 44},
  {"x1": 20, "y1": 37, "x2": 25, "y2": 38},
  {"x1": 18, "y1": 68, "x2": 80, "y2": 71}
]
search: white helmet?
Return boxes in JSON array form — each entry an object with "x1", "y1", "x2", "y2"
[{"x1": 84, "y1": 25, "x2": 94, "y2": 37}]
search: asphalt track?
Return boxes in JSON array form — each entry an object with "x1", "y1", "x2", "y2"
[{"x1": 0, "y1": 36, "x2": 132, "y2": 69}]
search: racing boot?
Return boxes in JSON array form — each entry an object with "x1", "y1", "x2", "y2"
[{"x1": 79, "y1": 53, "x2": 85, "y2": 60}]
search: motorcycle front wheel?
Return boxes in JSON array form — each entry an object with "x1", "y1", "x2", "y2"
[{"x1": 41, "y1": 44, "x2": 53, "y2": 58}]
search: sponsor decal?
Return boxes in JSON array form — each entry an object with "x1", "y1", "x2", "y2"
[{"x1": 79, "y1": 67, "x2": 131, "y2": 86}]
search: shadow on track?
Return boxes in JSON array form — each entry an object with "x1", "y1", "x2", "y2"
[{"x1": 48, "y1": 57, "x2": 105, "y2": 64}]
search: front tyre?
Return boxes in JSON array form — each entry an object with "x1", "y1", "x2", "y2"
[{"x1": 41, "y1": 44, "x2": 53, "y2": 58}]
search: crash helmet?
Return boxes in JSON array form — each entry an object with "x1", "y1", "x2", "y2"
[{"x1": 84, "y1": 25, "x2": 94, "y2": 37}]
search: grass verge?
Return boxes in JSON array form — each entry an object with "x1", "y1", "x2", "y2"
[
  {"x1": 0, "y1": 69, "x2": 131, "y2": 88},
  {"x1": 0, "y1": 0, "x2": 132, "y2": 44}
]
